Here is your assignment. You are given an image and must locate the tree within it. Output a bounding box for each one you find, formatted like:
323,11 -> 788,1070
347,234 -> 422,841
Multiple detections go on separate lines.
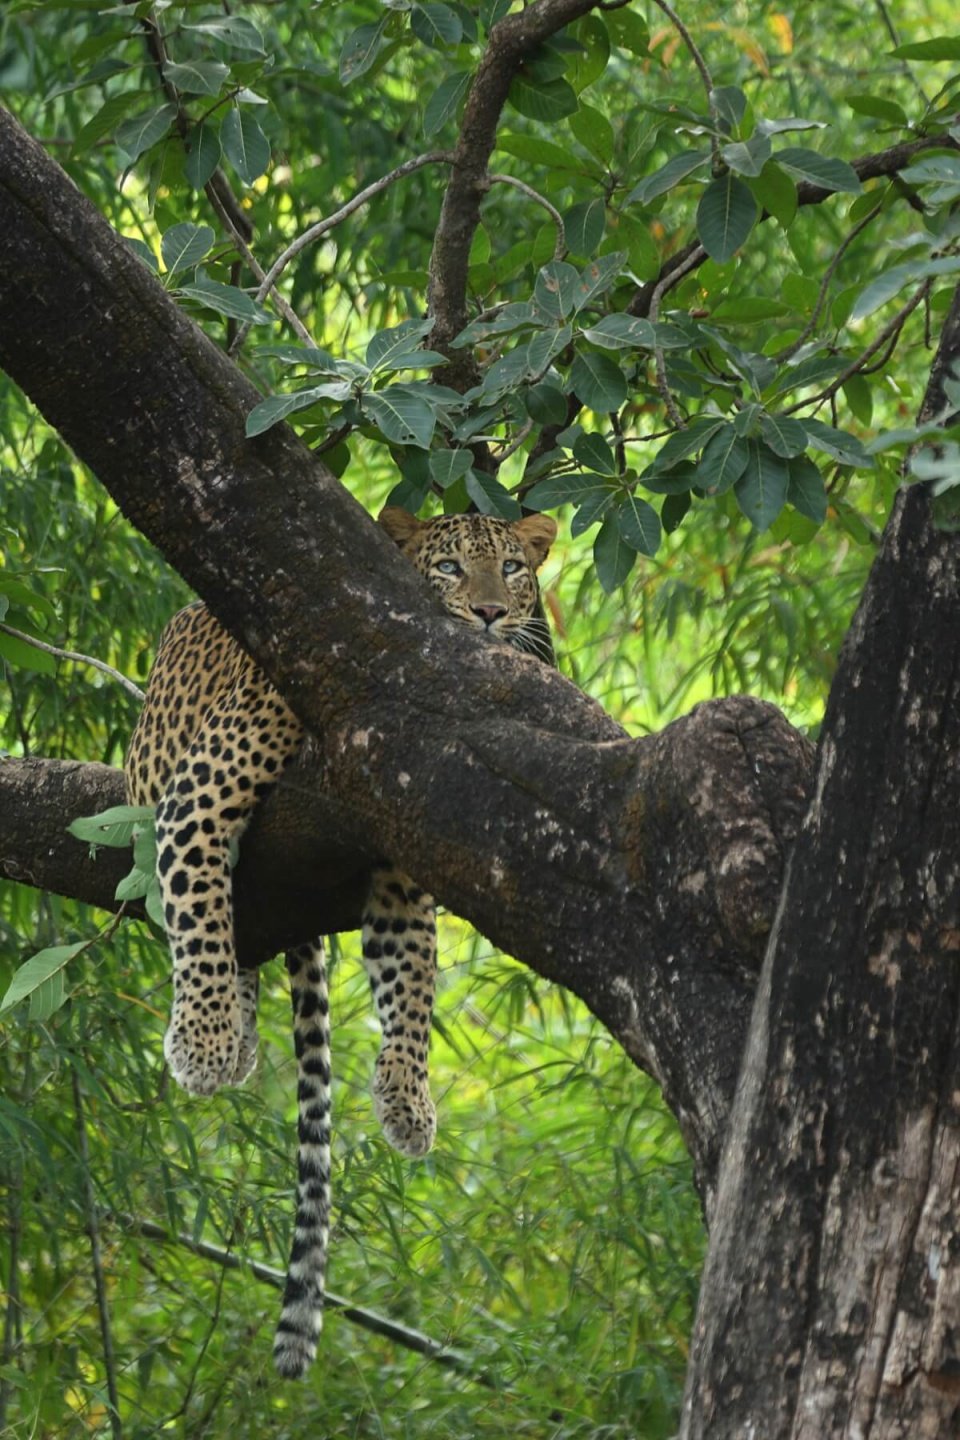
1,1 -> 959,1434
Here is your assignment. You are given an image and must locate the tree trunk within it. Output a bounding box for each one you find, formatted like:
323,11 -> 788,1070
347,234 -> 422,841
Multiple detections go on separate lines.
681,292 -> 960,1435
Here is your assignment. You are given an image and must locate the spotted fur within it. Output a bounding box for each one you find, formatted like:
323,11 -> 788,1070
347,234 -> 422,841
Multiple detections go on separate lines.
124,507 -> 556,1378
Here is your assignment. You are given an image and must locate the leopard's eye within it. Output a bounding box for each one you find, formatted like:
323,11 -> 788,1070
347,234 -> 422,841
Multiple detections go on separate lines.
436,559 -> 462,576
502,558 -> 523,576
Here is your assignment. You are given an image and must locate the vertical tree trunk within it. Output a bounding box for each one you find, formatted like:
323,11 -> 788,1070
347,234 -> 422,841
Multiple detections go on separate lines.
681,291 -> 960,1436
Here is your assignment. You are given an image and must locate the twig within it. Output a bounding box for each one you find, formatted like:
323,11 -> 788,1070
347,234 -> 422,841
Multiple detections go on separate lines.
783,279 -> 932,416
106,1212 -> 503,1389
492,418 -> 535,464
73,1072 -> 123,1440
488,174 -> 565,258
203,184 -> 313,347
230,152 -> 454,354
771,203 -> 883,364
0,622 -> 145,701
649,244 -> 706,429
648,0 -> 720,164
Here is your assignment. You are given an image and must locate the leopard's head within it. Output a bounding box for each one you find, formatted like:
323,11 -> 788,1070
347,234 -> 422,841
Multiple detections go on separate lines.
379,507 -> 557,664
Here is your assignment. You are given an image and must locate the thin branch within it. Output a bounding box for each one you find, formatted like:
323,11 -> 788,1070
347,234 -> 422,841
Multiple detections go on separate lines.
107,1212 -> 502,1388
230,152 -> 454,353
493,417 -> 535,464
488,173 -> 565,258
783,280 -> 932,416
0,623 -> 145,701
73,1072 -> 123,1440
203,183 -> 313,347
648,0 -> 720,164
771,203 -> 883,364
649,244 -> 706,429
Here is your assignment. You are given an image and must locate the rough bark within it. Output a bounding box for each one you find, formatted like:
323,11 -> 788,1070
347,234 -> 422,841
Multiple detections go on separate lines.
0,106 -> 819,1202
681,291 -> 960,1435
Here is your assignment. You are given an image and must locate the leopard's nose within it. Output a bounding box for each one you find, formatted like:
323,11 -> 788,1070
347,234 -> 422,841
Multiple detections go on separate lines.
472,603 -> 508,626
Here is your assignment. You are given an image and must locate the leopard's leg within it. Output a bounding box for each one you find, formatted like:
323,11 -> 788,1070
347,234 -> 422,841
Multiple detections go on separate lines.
231,966 -> 260,1085
157,669 -> 302,1096
361,865 -> 437,1157
274,940 -> 331,1380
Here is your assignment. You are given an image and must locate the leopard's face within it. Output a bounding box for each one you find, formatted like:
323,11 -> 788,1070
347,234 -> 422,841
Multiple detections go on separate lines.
379,508 -> 557,661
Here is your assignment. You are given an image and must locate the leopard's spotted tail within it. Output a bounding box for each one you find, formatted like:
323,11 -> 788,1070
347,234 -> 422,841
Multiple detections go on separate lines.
273,940 -> 331,1380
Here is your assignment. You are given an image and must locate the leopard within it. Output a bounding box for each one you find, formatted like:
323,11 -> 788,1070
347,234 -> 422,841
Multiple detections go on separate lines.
123,505 -> 557,1380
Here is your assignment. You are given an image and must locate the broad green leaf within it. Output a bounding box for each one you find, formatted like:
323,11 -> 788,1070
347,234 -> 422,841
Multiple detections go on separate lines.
184,123 -> 221,190
662,491 -> 691,533
179,276 -> 273,324
656,417 -> 724,469
572,252 -> 625,312
68,805 -> 156,848
245,383 -> 351,436
423,70 -> 472,137
750,161 -> 797,228
366,318 -> 434,371
605,6 -> 649,55
787,454 -> 828,523
711,85 -> 748,132
734,441 -> 790,530
581,314 -> 656,350
115,103 -> 176,162
568,14 -> 610,92
162,60 -> 229,96
564,199 -> 606,257
626,150 -> 710,206
340,21 -> 386,84
0,629 -> 56,675
594,515 -> 636,591
133,825 -> 157,875
161,223 -> 215,276
29,968 -> 67,1023
804,418 -> 873,467
721,135 -> 772,177
496,132 -> 598,175
184,16 -> 266,52
572,489 -> 617,535
754,116 -> 827,137
640,461 -> 701,495
429,449 -> 473,488
524,472 -> 615,510
851,256 -> 960,321
758,413 -> 808,458
569,103 -> 614,165
608,212 -> 659,280
411,3 -> 462,47
569,352 -> 627,412
844,92 -> 908,125
465,471 -> 522,518
774,147 -> 861,194
115,867 -> 150,903
574,432 -> 617,475
843,374 -> 873,427
535,262 -> 580,320
893,37 -> 960,61
617,494 -> 661,555
362,389 -> 437,448
697,425 -> 749,495
452,302 -> 539,347
697,174 -> 758,262
0,577 -> 56,622
145,877 -> 165,930
508,74 -> 578,123
1,943 -> 87,1015
221,108 -> 270,184
525,382 -> 568,425
73,91 -> 146,153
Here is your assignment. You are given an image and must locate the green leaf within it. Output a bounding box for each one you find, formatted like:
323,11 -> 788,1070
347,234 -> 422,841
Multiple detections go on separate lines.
162,59 -> 229,96
115,867 -> 150,903
617,494 -> 661,555
852,255 -> 960,322
145,877 -> 165,930
366,319 -> 434,371
711,85 -> 747,132
568,14 -> 610,92
496,132 -> 598,176
787,454 -> 828,523
696,174 -> 758,262
0,576 -> 56,622
465,471 -> 522,518
68,805 -> 156,848
572,252 -> 625,312
0,629 -> 56,676
697,425 -> 749,495
750,161 -> 797,228
423,70 -> 472,137
184,123 -> 222,190
221,108 -> 270,184
73,91 -> 146,153
569,103 -> 614,165
892,37 -> 960,61
161,223 -> 215,276
524,472 -> 615,510
758,413 -> 808,459
115,103 -> 176,162
525,382 -> 568,425
508,74 -> 578,123
844,92 -> 908,125
593,515 -> 636,591
572,489 -> 616,535
429,449 -> 473,488
362,389 -> 437,448
340,21 -> 386,84
184,16 -> 266,52
411,3 -> 462,47
1,943 -> 87,1016
804,419 -> 873,468
564,199 -> 606,257
774,147 -> 861,194
29,968 -> 67,1023
661,491 -> 691,533
573,432 -> 617,475
569,352 -> 627,412
245,383 -> 351,436
843,374 -> 873,427
656,417 -> 724,469
580,313 -> 656,350
721,135 -> 772,177
605,7 -> 649,55
734,441 -> 790,530
179,275 -> 273,324
626,150 -> 710,206
535,262 -> 580,320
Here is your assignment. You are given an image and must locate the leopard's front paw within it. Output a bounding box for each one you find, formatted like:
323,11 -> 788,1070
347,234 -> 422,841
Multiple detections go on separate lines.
373,1060 -> 437,1158
228,1023 -> 259,1086
164,1011 -> 242,1097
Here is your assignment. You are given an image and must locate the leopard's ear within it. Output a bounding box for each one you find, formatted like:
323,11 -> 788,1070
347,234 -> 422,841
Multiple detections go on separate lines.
379,506 -> 426,549
513,513 -> 557,569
